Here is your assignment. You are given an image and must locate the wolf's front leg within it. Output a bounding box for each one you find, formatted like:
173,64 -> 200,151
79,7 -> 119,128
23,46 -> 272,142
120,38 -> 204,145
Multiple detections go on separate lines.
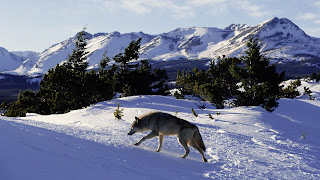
156,134 -> 164,152
134,131 -> 159,146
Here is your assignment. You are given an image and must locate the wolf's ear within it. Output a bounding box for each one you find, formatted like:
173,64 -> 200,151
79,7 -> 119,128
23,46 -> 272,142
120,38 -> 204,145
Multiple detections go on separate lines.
135,117 -> 139,121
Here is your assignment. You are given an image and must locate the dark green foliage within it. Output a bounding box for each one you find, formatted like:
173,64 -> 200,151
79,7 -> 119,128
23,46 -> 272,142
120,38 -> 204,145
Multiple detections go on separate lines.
175,68 -> 211,99
153,67 -> 169,95
2,90 -> 38,117
114,38 -> 141,69
233,37 -> 284,112
200,56 -> 241,108
38,64 -> 78,114
114,103 -> 124,120
0,100 -> 8,115
175,56 -> 240,108
282,79 -> 301,98
65,29 -> 89,73
199,82 -> 225,109
112,39 -> 168,96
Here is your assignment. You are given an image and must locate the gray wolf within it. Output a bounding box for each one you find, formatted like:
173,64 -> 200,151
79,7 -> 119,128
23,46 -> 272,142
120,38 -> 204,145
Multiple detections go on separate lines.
127,111 -> 207,162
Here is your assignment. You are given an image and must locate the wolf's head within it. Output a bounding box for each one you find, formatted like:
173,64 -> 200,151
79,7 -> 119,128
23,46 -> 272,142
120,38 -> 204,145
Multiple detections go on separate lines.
127,117 -> 141,135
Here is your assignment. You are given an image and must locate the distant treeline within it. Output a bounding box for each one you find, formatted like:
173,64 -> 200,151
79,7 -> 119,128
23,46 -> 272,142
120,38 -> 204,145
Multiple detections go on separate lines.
0,74 -> 39,103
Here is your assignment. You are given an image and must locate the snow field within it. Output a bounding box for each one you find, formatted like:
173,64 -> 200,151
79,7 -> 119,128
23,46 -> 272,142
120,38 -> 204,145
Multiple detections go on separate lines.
1,94 -> 320,179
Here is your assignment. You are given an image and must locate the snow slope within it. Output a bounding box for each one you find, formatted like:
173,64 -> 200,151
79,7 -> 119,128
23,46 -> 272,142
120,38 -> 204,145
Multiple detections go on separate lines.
1,92 -> 320,179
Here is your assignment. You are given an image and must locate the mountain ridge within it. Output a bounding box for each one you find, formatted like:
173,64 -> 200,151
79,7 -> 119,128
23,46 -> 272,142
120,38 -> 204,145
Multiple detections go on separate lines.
1,17 -> 320,76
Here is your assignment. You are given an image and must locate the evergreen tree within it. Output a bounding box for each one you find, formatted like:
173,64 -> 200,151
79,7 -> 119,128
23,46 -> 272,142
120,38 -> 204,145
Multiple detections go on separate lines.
113,38 -> 142,94
97,50 -> 116,102
200,56 -> 241,108
112,38 -> 168,96
38,64 -> 78,114
234,36 -> 284,112
0,100 -> 8,115
113,38 -> 141,70
65,28 -> 89,73
175,68 -> 210,99
282,79 -> 301,98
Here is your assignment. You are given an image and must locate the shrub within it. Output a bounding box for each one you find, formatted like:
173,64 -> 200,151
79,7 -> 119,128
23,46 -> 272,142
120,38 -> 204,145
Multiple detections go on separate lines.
282,79 -> 301,99
114,103 -> 124,120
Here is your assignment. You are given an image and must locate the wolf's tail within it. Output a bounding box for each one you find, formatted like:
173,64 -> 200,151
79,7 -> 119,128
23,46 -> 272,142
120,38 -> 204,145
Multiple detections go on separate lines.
194,128 -> 206,152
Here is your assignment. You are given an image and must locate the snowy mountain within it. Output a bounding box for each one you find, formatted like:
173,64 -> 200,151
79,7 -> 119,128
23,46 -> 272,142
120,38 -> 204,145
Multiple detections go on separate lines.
12,31 -> 155,76
1,81 -> 320,179
0,47 -> 23,72
204,17 -> 320,61
11,51 -> 40,61
2,17 -> 320,76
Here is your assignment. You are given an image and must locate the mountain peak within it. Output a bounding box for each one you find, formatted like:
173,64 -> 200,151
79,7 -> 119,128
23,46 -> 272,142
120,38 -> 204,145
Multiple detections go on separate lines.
224,24 -> 249,31
264,17 -> 297,28
257,17 -> 308,40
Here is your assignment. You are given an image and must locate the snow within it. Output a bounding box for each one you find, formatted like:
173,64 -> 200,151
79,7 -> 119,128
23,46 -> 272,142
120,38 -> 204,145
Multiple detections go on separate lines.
1,83 -> 320,179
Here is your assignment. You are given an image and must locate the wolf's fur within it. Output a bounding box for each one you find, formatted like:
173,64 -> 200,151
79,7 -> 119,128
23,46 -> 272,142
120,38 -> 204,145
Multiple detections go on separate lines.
127,111 -> 207,162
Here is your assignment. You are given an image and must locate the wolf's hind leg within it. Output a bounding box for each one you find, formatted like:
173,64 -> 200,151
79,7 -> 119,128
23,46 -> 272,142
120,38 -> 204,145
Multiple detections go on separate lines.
178,136 -> 190,158
190,141 -> 208,162
156,134 -> 164,152
134,131 -> 158,146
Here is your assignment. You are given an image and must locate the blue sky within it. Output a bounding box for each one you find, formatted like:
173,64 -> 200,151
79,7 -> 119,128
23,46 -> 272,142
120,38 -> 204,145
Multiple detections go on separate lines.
1,0 -> 320,52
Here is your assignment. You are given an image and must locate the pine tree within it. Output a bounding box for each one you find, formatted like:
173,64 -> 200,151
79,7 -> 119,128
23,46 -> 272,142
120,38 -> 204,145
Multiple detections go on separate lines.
38,28 -> 94,114
65,28 -> 89,73
112,38 -> 168,96
235,36 -> 284,112
97,50 -> 115,102
114,103 -> 124,120
200,56 -> 241,108
113,38 -> 141,70
113,38 -> 142,94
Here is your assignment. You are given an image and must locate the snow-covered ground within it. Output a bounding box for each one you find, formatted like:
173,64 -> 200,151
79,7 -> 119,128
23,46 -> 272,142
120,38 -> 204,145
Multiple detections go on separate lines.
1,83 -> 320,179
